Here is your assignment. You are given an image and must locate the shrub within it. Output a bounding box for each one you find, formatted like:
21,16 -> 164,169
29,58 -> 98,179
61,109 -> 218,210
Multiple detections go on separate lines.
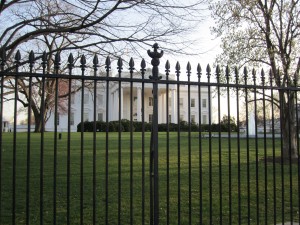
77,120 -> 236,132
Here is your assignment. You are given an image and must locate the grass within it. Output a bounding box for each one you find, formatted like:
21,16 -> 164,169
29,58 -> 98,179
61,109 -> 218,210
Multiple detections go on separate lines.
0,131 -> 299,224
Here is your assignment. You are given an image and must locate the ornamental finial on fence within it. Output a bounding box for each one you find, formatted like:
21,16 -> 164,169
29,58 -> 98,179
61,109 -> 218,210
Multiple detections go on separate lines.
148,43 -> 163,80
197,63 -> 201,80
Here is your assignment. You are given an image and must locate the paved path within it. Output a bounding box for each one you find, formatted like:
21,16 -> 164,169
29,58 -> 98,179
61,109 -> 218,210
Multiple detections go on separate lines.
276,223 -> 299,225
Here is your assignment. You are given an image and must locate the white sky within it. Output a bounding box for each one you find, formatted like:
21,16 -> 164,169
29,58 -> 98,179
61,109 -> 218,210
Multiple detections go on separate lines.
165,17 -> 222,76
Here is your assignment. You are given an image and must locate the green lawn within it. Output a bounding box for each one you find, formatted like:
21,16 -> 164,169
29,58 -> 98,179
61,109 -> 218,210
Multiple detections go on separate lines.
0,132 -> 299,224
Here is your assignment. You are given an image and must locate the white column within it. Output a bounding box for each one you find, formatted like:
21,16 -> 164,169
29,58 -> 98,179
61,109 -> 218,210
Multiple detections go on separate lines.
114,90 -> 118,120
248,110 -> 256,135
108,92 -> 112,121
137,87 -> 142,121
158,93 -> 166,123
120,87 -> 124,119
171,89 -> 176,123
110,92 -> 114,121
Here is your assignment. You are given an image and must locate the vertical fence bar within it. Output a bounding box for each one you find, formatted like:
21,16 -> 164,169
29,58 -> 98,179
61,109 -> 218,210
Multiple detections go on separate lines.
261,69 -> 268,225
216,65 -> 223,225
225,66 -> 232,224
40,51 -> 46,225
53,52 -> 60,225
279,72 -> 285,224
80,55 -> 86,225
187,62 -> 192,225
252,69 -> 260,224
129,57 -> 134,225
12,51 -> 20,225
93,54 -> 99,225
26,51 -> 34,225
287,79 -> 293,224
269,70 -> 277,225
117,57 -> 123,225
67,53 -> 74,225
206,64 -> 213,225
165,60 -> 170,225
105,56 -> 111,225
175,61 -> 181,225
0,50 -> 5,225
244,67 -> 251,225
141,59 -> 146,225
295,70 -> 300,225
296,73 -> 300,225
197,64 -> 203,225
235,67 -> 241,225
148,43 -> 163,225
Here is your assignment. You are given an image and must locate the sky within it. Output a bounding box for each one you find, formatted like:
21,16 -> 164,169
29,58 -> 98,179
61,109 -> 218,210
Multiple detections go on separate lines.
168,16 -> 222,81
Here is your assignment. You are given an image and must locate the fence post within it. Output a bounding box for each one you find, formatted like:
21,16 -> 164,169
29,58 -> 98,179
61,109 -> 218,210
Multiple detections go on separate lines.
148,43 -> 163,225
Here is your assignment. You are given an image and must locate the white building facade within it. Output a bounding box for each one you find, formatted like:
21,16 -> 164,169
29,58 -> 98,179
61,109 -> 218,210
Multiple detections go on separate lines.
46,71 -> 210,132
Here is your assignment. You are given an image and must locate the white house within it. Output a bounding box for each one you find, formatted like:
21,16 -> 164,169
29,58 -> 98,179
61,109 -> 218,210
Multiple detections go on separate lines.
46,70 -> 210,132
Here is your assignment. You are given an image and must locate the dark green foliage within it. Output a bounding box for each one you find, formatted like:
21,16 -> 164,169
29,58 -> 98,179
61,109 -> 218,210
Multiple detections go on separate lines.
77,120 -> 237,132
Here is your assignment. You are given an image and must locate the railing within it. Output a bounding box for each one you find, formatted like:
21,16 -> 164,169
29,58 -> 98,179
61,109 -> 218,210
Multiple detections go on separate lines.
0,44 -> 299,225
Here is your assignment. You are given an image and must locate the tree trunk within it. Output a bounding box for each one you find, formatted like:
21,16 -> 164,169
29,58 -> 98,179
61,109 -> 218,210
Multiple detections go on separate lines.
280,91 -> 298,160
32,106 -> 48,133
34,115 -> 43,133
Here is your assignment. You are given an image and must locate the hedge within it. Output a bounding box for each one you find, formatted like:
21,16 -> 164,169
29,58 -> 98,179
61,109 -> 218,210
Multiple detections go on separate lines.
77,120 -> 237,132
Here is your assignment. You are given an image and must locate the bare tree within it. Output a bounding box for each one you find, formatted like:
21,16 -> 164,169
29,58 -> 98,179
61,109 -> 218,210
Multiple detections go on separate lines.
0,0 -> 208,132
0,0 -> 207,58
210,0 -> 300,159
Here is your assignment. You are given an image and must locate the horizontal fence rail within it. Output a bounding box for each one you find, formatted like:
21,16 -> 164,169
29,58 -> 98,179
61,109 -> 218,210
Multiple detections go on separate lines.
0,44 -> 300,225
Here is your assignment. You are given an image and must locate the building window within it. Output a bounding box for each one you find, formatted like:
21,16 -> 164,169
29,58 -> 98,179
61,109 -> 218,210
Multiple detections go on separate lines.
98,113 -> 103,121
84,112 -> 89,122
70,113 -> 74,125
168,115 -> 171,123
149,114 -> 153,123
202,99 -> 207,108
191,99 -> 195,107
180,98 -> 183,107
149,97 -> 153,106
97,94 -> 103,106
84,93 -> 89,104
191,114 -> 195,123
202,115 -> 207,124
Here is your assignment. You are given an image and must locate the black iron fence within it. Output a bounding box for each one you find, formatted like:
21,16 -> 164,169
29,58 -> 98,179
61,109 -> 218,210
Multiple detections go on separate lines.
0,44 -> 300,225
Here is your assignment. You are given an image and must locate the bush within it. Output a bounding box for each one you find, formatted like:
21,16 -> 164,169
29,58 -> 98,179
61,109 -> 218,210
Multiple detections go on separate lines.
77,120 -> 237,132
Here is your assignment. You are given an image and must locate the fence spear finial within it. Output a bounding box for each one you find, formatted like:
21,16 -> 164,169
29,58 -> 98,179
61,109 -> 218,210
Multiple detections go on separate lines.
141,58 -> 146,70
29,51 -> 35,64
117,57 -> 123,72
252,68 -> 256,84
165,60 -> 170,72
15,50 -> 21,62
55,52 -> 61,70
93,54 -> 99,67
261,68 -> 265,85
235,66 -> 239,83
141,58 -> 146,78
129,57 -> 134,74
206,64 -> 211,81
197,63 -> 201,80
